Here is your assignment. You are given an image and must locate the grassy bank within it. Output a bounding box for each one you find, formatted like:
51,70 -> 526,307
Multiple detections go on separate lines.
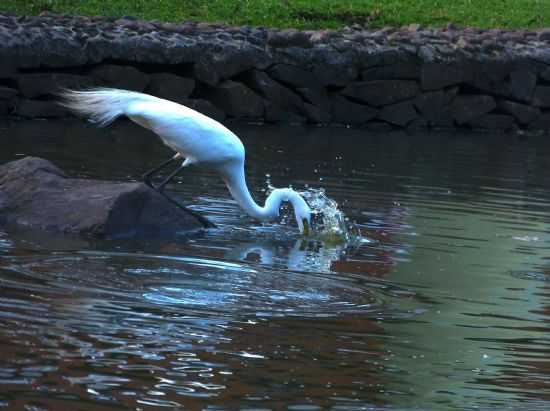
2,0 -> 549,30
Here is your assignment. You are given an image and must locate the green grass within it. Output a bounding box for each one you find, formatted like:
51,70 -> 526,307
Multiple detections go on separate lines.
2,0 -> 550,29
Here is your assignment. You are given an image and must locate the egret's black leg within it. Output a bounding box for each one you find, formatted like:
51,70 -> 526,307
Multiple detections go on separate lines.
156,190 -> 217,228
151,164 -> 217,229
156,164 -> 186,193
142,154 -> 180,188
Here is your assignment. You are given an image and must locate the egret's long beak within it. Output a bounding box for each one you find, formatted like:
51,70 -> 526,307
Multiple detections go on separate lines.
302,218 -> 310,236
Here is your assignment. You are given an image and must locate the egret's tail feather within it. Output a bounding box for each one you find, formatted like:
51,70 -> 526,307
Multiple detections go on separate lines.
59,88 -> 156,127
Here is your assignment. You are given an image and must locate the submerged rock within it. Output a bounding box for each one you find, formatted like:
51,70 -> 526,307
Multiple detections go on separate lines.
0,157 -> 207,237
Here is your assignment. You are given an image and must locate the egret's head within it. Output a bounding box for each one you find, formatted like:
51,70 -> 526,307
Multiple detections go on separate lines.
292,194 -> 312,236
268,188 -> 312,235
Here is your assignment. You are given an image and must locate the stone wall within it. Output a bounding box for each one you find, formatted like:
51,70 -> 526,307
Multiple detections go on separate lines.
1,12 -> 550,132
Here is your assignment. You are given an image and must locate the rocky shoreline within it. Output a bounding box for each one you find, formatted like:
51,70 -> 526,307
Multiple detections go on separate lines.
1,12 -> 550,132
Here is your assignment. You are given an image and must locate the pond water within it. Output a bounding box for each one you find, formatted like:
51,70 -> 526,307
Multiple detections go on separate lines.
1,119 -> 550,410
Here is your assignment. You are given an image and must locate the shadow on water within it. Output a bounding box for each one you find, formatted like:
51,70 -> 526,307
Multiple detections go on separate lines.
2,119 -> 550,409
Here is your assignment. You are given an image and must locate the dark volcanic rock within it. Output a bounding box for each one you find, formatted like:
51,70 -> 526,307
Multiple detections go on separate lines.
267,29 -> 312,48
312,53 -> 358,87
529,112 -> 550,130
499,100 -> 541,125
540,67 -> 550,83
0,86 -> 17,100
414,88 -> 457,127
295,87 -> 331,112
465,60 -> 513,96
264,101 -> 307,124
181,98 -> 226,121
361,61 -> 420,81
294,86 -> 331,122
342,80 -> 419,107
193,46 -> 271,86
451,95 -> 496,124
204,80 -> 264,118
0,157 -> 205,237
533,86 -> 550,108
242,69 -> 305,115
16,73 -> 93,98
421,63 -> 466,90
89,65 -> 149,91
508,69 -> 536,103
378,100 -> 418,126
330,94 -> 378,125
268,64 -> 320,88
0,58 -> 16,78
146,73 -> 195,103
15,99 -> 68,118
302,102 -> 331,124
0,86 -> 17,114
470,114 -> 516,130
0,100 -> 12,114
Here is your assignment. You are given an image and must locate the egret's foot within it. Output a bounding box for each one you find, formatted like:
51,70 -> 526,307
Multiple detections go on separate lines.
182,206 -> 217,229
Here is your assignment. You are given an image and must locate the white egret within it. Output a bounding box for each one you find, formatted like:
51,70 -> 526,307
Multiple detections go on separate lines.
60,88 -> 311,234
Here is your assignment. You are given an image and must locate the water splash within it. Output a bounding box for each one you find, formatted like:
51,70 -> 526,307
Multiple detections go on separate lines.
299,187 -> 361,243
265,177 -> 362,243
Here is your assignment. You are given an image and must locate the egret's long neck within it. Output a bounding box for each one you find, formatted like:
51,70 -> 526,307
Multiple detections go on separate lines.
221,164 -> 300,221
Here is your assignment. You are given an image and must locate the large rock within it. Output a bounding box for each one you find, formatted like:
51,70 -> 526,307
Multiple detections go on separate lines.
15,99 -> 68,118
181,98 -> 226,121
469,114 -> 516,130
267,64 -> 320,88
0,157 -> 206,237
465,61 -> 513,96
508,69 -> 537,103
274,81 -> 331,121
540,67 -> 550,83
242,69 -> 305,116
302,102 -> 331,124
414,88 -> 457,127
533,86 -> 550,108
146,73 -> 195,103
0,100 -> 12,115
498,100 -> 541,125
378,100 -> 418,126
0,86 -> 18,100
341,80 -> 419,106
193,46 -> 271,86
89,64 -> 149,92
0,58 -> 16,79
264,101 -> 307,124
311,52 -> 358,87
529,112 -> 550,130
16,73 -> 93,98
421,62 -> 467,90
361,60 -> 420,81
267,29 -> 312,48
295,87 -> 331,112
203,80 -> 264,118
0,86 -> 17,114
330,94 -> 378,125
451,95 -> 496,124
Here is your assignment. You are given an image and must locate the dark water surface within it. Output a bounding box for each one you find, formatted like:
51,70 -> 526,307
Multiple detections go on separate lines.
1,120 -> 550,410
